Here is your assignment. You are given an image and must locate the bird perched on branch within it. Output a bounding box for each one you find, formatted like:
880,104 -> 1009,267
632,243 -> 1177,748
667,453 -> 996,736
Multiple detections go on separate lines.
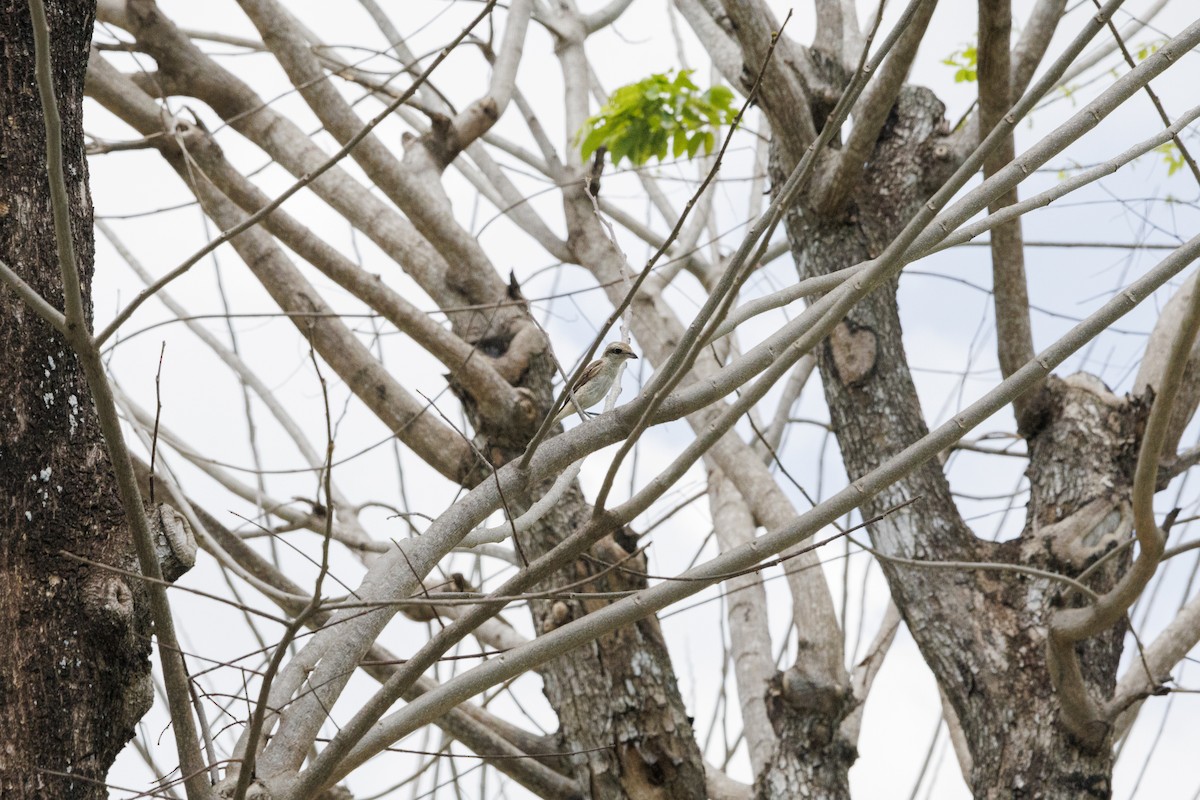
552,341 -> 638,425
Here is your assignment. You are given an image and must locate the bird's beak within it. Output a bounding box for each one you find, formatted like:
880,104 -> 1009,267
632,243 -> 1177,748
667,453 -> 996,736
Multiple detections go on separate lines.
629,353 -> 638,359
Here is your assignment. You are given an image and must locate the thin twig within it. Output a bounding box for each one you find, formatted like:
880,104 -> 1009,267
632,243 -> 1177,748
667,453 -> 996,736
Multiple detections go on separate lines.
149,341 -> 166,505
1091,0 -> 1200,186
231,346 -> 338,800
0,257 -> 68,335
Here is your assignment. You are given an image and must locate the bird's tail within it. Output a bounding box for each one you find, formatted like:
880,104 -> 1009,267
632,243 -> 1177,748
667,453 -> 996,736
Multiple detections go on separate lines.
551,402 -> 574,426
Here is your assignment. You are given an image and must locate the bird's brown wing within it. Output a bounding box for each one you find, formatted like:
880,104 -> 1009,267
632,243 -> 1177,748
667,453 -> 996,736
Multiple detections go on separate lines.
554,357 -> 604,413
571,358 -> 605,392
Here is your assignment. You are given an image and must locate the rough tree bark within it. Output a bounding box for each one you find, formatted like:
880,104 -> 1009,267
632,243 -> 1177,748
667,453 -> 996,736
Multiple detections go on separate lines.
0,1 -> 155,797
449,285 -> 704,798
777,74 -> 1137,800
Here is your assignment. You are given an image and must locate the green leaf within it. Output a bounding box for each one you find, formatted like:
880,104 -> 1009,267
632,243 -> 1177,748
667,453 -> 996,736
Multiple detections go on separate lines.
580,126 -> 609,160
609,134 -> 632,166
1135,39 -> 1165,61
574,68 -> 739,166
942,41 -> 979,84
673,69 -> 699,91
654,130 -> 669,161
673,130 -> 689,158
706,85 -> 734,109
1155,142 -> 1184,176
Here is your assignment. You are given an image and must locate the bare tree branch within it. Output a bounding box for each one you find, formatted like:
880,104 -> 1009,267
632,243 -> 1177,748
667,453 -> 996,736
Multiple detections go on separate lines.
330,231 -> 1200,773
1049,256 -> 1200,744
1109,585 -> 1200,738
68,2 -> 1200,795
839,600 -> 900,742
707,469 -> 776,774
715,0 -> 815,167
582,0 -> 636,33
1136,271 -> 1200,459
156,462 -> 581,798
1058,0 -> 1171,86
815,0 -> 937,212
1011,0 -> 1068,95
927,102 -> 1200,256
977,0 -> 1037,427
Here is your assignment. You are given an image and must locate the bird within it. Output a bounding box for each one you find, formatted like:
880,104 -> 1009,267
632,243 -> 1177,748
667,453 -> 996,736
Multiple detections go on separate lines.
552,341 -> 638,426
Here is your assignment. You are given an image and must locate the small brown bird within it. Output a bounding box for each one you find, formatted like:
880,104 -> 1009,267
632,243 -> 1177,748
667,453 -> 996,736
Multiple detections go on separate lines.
552,341 -> 638,425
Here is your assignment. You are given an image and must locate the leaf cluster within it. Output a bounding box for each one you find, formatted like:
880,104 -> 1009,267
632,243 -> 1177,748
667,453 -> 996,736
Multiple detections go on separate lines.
941,43 -> 978,83
578,69 -> 737,167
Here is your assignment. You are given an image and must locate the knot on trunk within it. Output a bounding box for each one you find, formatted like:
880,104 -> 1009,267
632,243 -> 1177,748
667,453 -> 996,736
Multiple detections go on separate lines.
449,322 -> 551,461
149,502 -> 196,582
82,572 -> 135,625
766,666 -> 853,745
828,319 -> 877,387
415,97 -> 500,172
1022,497 -> 1130,573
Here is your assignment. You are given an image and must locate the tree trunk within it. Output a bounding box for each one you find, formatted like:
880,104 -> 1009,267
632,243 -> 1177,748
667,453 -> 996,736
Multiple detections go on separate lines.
461,335 -> 707,799
755,667 -> 855,799
780,84 -> 1131,796
0,1 -> 154,797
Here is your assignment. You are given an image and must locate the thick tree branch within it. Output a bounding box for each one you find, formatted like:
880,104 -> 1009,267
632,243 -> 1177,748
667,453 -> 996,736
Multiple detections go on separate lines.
233,0 -> 509,314
815,0 -> 937,212
108,122 -> 478,481
73,4 -> 1200,793
811,0 -> 867,73
716,0 -> 815,167
142,220 -> 1200,800
582,0 -> 635,33
104,0 -> 477,313
86,57 -> 525,432
1136,271 -> 1200,459
672,0 -> 746,88
686,4 -> 1192,480
839,601 -> 900,743
329,231 -> 1200,770
1049,260 -> 1200,744
1011,0 -> 1068,96
706,469 -> 777,775
977,0 -> 1037,428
